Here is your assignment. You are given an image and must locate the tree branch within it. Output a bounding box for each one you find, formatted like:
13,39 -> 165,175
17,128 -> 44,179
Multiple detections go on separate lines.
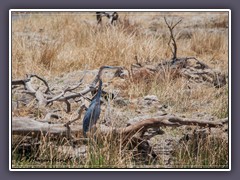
12,115 -> 228,139
164,17 -> 182,60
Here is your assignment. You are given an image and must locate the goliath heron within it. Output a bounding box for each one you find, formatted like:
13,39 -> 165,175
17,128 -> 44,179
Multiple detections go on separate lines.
82,66 -> 123,137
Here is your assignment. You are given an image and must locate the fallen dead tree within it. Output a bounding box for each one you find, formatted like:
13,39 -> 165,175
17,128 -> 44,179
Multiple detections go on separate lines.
130,17 -> 227,88
12,114 -> 228,161
12,115 -> 228,139
12,66 -> 124,113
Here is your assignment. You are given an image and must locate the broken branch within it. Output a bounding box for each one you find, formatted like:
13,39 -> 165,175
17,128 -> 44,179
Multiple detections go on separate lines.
164,17 -> 182,60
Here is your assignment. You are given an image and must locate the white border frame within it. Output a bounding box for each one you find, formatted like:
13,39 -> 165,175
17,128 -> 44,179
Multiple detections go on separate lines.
9,9 -> 231,171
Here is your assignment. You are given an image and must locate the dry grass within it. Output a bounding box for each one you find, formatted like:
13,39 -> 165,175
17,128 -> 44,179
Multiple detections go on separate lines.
12,131 -> 158,168
12,12 -> 228,77
173,134 -> 228,168
11,11 -> 229,169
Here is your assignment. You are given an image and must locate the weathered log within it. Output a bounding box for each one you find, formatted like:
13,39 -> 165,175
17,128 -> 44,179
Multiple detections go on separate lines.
12,117 -> 82,137
12,115 -> 228,139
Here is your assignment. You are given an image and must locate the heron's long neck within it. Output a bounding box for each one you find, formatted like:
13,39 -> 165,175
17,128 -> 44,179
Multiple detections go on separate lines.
96,80 -> 102,101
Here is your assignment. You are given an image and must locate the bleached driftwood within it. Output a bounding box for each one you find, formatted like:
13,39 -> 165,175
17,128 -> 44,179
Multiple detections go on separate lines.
12,115 -> 228,139
12,66 -> 124,112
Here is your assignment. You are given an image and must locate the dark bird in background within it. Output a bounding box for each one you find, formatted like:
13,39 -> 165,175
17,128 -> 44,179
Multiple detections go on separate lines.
82,66 -> 123,137
96,12 -> 119,25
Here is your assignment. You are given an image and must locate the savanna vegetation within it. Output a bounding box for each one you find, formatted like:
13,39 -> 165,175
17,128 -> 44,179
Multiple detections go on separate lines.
11,11 -> 229,169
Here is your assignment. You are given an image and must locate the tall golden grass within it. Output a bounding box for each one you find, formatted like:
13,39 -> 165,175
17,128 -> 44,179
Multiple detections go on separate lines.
12,12 -> 228,74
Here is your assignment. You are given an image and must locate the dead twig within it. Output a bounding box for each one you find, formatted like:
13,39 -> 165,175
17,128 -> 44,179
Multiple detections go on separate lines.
64,105 -> 87,127
164,17 -> 182,60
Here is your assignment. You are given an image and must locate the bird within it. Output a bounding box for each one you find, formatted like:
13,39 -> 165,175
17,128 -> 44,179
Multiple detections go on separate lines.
96,12 -> 119,25
83,79 -> 103,137
82,66 -> 124,137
